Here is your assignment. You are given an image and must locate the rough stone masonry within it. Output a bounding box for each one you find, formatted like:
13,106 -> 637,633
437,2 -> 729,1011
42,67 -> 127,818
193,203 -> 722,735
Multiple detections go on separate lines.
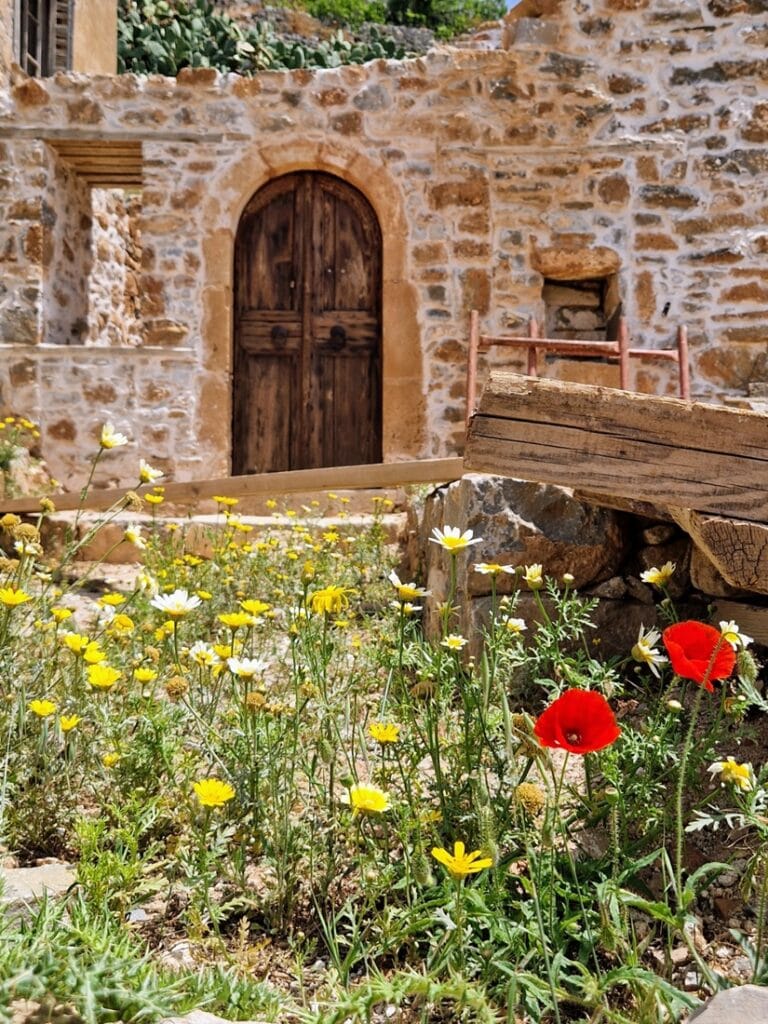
0,0 -> 766,489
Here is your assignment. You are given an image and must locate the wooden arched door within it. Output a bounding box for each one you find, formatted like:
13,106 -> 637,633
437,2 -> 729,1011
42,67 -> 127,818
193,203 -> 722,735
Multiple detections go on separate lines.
232,172 -> 382,475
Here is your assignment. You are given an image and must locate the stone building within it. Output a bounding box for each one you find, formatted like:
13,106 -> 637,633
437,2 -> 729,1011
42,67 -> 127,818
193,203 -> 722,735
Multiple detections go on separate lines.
0,0 -> 766,489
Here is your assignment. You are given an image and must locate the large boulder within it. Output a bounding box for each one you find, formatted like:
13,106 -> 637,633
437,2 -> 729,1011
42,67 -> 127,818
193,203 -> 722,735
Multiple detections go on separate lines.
419,474 -> 627,641
688,985 -> 768,1023
422,473 -> 626,586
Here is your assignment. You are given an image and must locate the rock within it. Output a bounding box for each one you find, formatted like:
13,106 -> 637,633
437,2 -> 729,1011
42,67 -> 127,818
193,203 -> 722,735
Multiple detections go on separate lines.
584,597 -> 657,659
636,537 -> 691,598
586,575 -> 627,599
1,447 -> 55,501
728,958 -> 753,981
1,861 -> 76,918
424,474 -> 626,594
511,17 -> 561,46
642,524 -> 677,545
689,985 -> 768,1022
671,945 -> 692,966
421,475 -> 627,641
158,940 -> 197,972
462,593 -> 652,660
624,576 -> 656,605
11,999 -> 84,1024
683,970 -> 701,991
161,1012 -> 270,1024
530,244 -> 620,280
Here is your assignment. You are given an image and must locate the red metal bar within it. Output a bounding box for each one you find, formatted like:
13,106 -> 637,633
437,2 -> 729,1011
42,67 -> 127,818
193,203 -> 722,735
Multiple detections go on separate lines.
466,309 -> 480,426
527,317 -> 539,377
480,337 -> 621,357
618,316 -> 630,391
677,324 -> 691,400
628,349 -> 680,361
468,312 -> 690,401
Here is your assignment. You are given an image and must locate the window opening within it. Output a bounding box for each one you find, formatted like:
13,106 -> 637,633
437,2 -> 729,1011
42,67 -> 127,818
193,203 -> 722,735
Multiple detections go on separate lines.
542,274 -> 622,349
15,0 -> 72,77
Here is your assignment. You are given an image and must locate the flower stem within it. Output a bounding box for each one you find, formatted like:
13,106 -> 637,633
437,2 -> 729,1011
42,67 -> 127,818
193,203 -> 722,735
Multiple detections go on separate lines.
754,853 -> 768,981
675,685 -> 704,908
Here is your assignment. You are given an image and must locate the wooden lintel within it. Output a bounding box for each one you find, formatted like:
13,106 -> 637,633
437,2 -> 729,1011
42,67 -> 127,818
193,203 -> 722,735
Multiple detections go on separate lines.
466,373 -> 768,524
0,458 -> 465,515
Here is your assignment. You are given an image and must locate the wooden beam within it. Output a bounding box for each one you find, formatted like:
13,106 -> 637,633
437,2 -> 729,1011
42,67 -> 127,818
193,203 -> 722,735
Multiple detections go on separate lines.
466,373 -> 768,523
712,599 -> 768,647
669,506 -> 768,596
574,490 -> 674,521
0,458 -> 465,515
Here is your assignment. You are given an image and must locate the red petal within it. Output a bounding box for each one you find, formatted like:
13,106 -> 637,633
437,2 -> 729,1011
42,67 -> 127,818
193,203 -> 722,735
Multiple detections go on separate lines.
534,689 -> 621,755
663,621 -> 735,689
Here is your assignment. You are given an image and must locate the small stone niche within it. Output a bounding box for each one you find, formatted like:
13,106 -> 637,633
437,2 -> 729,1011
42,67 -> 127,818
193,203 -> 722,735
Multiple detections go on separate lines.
542,273 -> 622,343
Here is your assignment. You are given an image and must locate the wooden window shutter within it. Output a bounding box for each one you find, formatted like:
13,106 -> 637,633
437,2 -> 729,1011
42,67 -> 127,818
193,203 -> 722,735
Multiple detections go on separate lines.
52,0 -> 72,72
15,0 -> 72,77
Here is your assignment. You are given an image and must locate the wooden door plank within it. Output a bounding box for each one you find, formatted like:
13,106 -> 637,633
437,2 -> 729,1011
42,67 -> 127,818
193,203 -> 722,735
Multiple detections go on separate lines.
0,458 -> 465,515
308,173 -> 382,470
466,373 -> 768,523
234,174 -> 304,475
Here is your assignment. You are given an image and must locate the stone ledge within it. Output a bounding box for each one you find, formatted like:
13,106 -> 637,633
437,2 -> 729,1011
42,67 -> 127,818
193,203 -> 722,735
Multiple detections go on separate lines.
0,345 -> 195,359
42,510 -> 410,562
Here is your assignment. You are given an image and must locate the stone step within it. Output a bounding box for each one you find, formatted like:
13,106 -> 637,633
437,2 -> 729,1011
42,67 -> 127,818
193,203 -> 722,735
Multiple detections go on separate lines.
1,861 -> 76,921
41,509 -> 410,564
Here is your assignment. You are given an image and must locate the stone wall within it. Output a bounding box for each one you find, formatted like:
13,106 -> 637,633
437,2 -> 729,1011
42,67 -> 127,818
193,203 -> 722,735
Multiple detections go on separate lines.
0,0 -> 766,489
88,190 -> 143,348
42,147 -> 92,345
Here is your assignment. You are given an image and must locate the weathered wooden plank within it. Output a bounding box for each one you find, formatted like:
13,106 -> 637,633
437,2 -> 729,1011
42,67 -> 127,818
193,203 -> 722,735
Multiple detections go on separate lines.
574,491 -> 674,521
0,458 -> 465,515
712,599 -> 768,646
466,374 -> 768,523
669,507 -> 768,595
475,373 -> 768,458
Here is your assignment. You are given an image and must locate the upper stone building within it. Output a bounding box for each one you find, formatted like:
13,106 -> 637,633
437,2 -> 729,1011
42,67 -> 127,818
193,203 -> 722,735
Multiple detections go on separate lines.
0,0 -> 766,489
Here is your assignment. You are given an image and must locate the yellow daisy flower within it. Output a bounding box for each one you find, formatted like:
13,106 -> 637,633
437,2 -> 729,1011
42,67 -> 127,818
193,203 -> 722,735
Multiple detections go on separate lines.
87,664 -> 121,690
369,722 -> 400,744
431,841 -> 493,880
193,778 -> 236,807
28,699 -> 56,717
347,783 -> 390,816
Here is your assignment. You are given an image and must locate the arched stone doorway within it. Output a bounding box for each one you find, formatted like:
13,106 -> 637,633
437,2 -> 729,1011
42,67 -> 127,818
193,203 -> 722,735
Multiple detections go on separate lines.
232,171 -> 382,475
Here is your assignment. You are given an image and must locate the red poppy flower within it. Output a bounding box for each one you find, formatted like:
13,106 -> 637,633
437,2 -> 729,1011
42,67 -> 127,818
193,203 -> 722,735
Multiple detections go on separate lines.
533,689 -> 621,755
662,621 -> 735,692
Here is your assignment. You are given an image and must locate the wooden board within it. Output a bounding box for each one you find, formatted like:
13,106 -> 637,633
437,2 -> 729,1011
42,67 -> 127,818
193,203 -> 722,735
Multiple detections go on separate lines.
466,374 -> 768,524
0,458 -> 464,515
